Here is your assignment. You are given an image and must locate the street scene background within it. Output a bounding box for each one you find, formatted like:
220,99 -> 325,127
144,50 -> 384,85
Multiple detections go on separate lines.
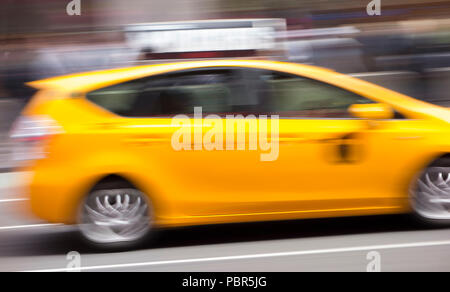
1,0 -> 450,271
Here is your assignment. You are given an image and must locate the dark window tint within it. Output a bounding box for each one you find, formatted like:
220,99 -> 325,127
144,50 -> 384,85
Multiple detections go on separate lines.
86,68 -> 375,119
86,69 -> 245,117
86,79 -> 143,116
252,70 -> 374,118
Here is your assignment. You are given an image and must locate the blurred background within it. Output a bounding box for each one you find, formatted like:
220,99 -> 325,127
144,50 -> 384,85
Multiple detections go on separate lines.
1,0 -> 450,272
1,0 -> 450,167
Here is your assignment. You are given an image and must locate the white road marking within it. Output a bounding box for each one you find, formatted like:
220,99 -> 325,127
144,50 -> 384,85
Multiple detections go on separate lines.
0,223 -> 61,231
0,198 -> 28,203
25,239 -> 450,272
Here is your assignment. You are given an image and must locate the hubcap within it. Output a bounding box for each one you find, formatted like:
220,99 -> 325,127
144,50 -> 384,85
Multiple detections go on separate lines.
79,189 -> 151,244
412,167 -> 450,220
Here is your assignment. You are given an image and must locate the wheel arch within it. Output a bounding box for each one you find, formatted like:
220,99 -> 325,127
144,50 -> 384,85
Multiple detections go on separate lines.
409,152 -> 450,224
404,152 -> 450,204
427,153 -> 450,166
72,172 -> 166,225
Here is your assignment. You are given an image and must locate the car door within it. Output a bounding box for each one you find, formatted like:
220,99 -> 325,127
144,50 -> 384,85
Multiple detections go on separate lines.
87,68 -> 281,217
234,68 -> 418,216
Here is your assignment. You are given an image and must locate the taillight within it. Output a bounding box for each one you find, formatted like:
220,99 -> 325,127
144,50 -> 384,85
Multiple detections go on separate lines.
9,115 -> 63,162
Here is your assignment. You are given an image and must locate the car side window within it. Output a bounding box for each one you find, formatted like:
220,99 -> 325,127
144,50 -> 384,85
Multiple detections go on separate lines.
87,69 -> 244,117
86,79 -> 144,116
252,70 -> 374,118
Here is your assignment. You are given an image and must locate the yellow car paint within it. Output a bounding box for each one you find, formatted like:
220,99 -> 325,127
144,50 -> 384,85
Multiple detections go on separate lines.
19,60 -> 450,227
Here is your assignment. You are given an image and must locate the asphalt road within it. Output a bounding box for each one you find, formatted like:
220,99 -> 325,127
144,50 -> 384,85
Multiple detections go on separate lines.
0,172 -> 450,272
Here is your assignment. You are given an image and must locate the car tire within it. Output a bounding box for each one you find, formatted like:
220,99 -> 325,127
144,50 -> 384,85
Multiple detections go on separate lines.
78,184 -> 154,250
411,157 -> 450,225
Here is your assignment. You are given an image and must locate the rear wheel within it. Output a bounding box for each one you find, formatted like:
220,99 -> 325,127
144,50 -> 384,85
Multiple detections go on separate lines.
411,158 -> 450,225
78,187 -> 152,249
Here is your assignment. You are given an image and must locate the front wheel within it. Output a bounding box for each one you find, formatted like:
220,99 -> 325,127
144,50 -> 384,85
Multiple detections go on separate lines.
411,159 -> 450,225
78,188 -> 152,249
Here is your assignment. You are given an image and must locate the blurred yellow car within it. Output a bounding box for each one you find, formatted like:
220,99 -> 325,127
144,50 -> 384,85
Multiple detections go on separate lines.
11,60 -> 450,248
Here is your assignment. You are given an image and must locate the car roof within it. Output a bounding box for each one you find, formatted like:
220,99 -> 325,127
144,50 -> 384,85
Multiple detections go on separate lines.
27,59 -> 334,92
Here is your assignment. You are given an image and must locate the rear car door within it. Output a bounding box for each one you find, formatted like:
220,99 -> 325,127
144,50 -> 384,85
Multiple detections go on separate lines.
86,68 -> 279,218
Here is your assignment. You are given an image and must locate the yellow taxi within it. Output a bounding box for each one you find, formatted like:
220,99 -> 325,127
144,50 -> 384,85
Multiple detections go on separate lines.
11,60 -> 450,248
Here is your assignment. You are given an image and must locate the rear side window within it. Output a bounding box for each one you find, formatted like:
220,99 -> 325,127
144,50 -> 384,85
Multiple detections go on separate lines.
86,80 -> 143,116
86,69 -> 242,117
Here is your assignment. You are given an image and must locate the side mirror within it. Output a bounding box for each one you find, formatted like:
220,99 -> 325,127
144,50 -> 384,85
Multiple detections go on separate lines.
348,103 -> 394,120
